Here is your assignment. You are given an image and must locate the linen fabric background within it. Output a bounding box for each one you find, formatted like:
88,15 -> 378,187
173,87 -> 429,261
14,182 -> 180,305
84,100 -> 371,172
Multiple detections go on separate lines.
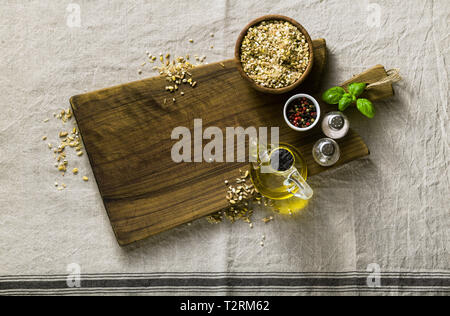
0,0 -> 448,295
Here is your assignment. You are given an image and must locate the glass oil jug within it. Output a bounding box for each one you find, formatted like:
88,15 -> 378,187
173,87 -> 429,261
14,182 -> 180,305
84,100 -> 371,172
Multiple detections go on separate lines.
249,142 -> 313,200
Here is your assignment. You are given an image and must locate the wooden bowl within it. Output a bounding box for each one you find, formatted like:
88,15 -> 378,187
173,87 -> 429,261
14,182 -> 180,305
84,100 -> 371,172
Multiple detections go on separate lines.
235,15 -> 314,95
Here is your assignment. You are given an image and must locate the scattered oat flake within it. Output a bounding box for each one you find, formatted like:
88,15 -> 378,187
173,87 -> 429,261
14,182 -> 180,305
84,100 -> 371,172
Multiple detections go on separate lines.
208,169 -> 261,225
150,52 -> 201,99
58,165 -> 67,172
57,108 -> 73,123
262,216 -> 274,224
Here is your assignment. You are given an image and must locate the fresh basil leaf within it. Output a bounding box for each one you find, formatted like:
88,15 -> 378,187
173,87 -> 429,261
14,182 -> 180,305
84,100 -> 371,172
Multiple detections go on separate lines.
339,93 -> 354,111
356,98 -> 375,118
322,87 -> 346,105
348,83 -> 366,97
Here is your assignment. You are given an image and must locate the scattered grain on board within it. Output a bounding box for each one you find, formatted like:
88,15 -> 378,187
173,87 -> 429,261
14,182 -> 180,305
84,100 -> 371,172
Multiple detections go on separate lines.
206,169 -> 261,225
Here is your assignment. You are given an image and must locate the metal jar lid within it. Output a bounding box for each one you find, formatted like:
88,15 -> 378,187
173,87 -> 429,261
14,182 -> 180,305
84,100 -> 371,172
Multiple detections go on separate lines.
328,115 -> 345,130
320,141 -> 336,156
321,111 -> 350,140
312,138 -> 340,167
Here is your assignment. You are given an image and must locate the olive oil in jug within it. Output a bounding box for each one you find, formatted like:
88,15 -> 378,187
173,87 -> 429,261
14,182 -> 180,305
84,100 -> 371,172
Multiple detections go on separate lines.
249,143 -> 313,200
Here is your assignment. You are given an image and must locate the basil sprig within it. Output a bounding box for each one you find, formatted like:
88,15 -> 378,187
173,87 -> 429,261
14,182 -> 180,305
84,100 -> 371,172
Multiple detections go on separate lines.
348,83 -> 366,97
322,82 -> 376,118
322,87 -> 346,105
356,98 -> 375,118
338,93 -> 354,111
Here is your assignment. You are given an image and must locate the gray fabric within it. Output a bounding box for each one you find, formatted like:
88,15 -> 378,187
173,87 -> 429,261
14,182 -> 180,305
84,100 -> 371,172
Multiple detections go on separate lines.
0,0 -> 448,295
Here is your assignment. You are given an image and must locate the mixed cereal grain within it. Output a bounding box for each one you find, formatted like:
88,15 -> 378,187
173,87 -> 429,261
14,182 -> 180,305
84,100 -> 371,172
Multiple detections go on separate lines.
240,20 -> 310,89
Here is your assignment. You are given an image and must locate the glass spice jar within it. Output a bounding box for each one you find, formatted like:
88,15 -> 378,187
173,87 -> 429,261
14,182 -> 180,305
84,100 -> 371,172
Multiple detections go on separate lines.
312,138 -> 341,167
321,111 -> 350,139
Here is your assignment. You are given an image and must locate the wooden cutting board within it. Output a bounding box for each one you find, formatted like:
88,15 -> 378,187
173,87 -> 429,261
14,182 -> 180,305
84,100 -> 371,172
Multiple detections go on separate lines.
70,39 -> 394,245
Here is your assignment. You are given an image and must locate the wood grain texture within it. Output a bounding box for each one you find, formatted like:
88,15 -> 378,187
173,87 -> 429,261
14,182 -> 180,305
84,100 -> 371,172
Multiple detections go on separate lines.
70,39 -> 393,246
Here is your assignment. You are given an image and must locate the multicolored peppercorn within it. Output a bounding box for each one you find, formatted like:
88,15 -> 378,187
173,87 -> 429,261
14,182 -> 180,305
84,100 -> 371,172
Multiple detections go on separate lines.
287,97 -> 318,128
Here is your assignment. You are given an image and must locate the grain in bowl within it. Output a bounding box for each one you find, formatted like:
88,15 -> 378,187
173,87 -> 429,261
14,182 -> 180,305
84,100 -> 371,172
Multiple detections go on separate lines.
240,19 -> 311,90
